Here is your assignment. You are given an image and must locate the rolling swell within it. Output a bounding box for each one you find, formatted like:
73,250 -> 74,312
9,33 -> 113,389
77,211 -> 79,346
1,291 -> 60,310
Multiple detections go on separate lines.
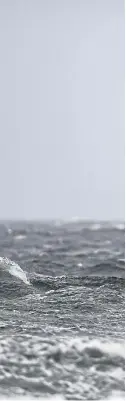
31,274 -> 124,291
30,258 -> 125,290
83,260 -> 125,277
0,259 -> 124,297
0,274 -> 124,301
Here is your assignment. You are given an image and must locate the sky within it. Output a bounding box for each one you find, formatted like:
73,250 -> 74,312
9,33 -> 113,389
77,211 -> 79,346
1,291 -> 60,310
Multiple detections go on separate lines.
0,0 -> 124,220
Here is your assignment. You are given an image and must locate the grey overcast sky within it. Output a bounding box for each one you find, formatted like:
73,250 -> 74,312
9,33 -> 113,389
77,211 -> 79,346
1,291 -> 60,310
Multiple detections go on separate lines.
0,0 -> 124,220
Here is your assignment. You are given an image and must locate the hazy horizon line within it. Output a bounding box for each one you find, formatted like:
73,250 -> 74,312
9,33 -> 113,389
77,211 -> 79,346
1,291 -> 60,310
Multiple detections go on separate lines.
0,217 -> 124,223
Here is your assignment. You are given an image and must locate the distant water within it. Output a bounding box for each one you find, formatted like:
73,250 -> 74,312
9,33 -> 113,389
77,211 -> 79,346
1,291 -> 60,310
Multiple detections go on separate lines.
0,221 -> 125,400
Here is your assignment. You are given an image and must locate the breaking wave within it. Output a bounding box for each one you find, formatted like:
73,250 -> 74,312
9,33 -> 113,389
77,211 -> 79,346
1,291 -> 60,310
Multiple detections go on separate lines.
0,257 -> 30,285
0,257 -> 124,295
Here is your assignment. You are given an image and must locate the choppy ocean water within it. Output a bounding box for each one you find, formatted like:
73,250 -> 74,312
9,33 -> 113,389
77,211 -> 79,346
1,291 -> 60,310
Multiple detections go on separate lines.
0,221 -> 125,400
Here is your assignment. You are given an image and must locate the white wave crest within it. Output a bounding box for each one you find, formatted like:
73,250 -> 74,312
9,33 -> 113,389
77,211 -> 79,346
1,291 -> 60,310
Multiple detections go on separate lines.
0,257 -> 30,285
14,235 -> 26,241
46,337 -> 125,359
90,223 -> 101,230
113,223 -> 125,230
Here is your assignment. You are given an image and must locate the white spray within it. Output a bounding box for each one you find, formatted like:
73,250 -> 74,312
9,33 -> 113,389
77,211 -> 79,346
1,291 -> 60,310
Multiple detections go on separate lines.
0,257 -> 30,285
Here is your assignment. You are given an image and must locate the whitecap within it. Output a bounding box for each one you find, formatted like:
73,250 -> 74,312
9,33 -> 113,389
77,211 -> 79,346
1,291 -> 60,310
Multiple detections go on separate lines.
113,223 -> 125,230
90,223 -> 101,231
0,257 -> 30,285
14,235 -> 26,241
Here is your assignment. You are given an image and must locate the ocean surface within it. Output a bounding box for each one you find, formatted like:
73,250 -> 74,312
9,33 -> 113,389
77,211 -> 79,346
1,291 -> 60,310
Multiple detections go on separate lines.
0,220 -> 125,400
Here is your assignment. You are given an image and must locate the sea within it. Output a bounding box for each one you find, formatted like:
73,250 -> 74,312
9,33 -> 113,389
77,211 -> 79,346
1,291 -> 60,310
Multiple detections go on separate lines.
0,220 -> 125,401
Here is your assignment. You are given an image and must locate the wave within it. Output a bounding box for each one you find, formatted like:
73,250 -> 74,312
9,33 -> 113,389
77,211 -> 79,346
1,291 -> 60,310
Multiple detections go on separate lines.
30,259 -> 125,290
35,336 -> 124,361
0,257 -> 30,285
0,256 -> 124,294
84,261 -> 125,278
0,336 -> 124,399
89,223 -> 125,231
14,235 -> 27,241
53,220 -> 125,231
30,273 -> 124,292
